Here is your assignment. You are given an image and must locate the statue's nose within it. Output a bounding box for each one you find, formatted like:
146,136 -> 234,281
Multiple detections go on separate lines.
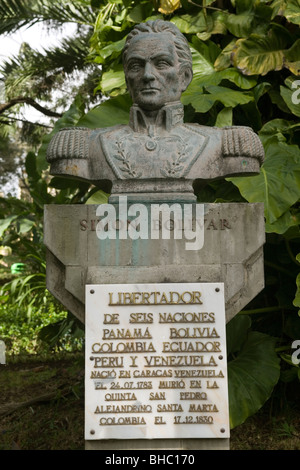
143,62 -> 155,81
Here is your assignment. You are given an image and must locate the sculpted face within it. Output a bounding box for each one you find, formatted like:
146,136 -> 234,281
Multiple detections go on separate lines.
124,32 -> 191,111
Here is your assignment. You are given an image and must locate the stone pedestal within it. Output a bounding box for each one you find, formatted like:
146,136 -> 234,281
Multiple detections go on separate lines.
44,202 -> 265,325
44,202 -> 265,451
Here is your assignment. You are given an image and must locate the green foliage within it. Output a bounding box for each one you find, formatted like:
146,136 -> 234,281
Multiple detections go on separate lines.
76,93 -> 131,128
0,192 -> 70,356
0,291 -> 69,355
228,141 -> 300,233
227,315 -> 280,428
37,312 -> 84,351
0,0 -> 95,35
0,0 -> 102,188
1,0 -> 300,430
0,150 -> 88,356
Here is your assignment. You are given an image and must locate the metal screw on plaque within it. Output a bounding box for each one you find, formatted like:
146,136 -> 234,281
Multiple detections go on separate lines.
90,356 -> 94,361
90,289 -> 95,294
215,287 -> 220,292
90,430 -> 95,435
218,355 -> 223,360
220,428 -> 225,434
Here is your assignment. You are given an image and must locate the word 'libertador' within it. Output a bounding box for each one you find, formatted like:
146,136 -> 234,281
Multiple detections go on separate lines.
108,290 -> 203,306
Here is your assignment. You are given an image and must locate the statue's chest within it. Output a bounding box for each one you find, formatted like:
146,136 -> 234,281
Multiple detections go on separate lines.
100,125 -> 209,179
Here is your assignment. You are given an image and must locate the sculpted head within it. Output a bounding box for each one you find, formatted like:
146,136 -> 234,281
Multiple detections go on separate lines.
123,20 -> 193,111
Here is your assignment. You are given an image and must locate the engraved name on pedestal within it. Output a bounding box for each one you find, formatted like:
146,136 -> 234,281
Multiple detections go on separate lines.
85,283 -> 229,440
44,202 -> 265,325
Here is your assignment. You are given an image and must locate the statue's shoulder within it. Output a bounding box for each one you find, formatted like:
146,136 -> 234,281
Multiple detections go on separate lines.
185,123 -> 264,163
47,127 -> 91,162
221,125 -> 264,162
46,124 -> 129,163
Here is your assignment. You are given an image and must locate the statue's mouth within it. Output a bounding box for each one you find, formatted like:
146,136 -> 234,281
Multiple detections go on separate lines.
141,88 -> 160,93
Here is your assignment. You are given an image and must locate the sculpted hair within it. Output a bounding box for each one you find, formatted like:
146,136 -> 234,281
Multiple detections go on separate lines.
123,20 -> 193,76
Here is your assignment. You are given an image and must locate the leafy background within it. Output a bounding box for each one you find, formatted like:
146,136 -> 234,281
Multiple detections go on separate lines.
0,0 -> 299,430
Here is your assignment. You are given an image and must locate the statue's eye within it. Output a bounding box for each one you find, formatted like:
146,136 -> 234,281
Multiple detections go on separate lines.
156,60 -> 170,69
128,61 -> 142,72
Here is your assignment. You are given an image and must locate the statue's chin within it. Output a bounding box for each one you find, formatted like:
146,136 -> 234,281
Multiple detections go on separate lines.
135,99 -> 163,112
134,98 -> 179,113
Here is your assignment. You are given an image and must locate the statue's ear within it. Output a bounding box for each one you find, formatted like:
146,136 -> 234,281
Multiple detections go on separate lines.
181,67 -> 193,92
124,71 -> 129,90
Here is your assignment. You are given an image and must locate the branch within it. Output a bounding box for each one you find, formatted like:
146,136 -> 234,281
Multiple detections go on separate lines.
0,96 -> 63,118
187,0 -> 224,11
0,116 -> 53,128
0,385 -> 78,418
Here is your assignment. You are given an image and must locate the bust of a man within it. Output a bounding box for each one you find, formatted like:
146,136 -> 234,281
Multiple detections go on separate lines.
47,20 -> 264,203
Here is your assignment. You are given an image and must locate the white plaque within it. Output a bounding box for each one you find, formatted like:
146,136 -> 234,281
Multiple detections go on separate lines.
85,283 -> 230,440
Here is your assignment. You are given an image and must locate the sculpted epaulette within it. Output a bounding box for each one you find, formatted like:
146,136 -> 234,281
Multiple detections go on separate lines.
222,126 -> 264,164
47,127 -> 91,162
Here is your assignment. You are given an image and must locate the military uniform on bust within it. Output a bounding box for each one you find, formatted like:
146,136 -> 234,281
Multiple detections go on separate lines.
46,19 -> 264,203
47,101 -> 263,203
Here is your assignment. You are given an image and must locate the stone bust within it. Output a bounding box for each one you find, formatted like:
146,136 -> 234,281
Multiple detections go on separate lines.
47,20 -> 264,203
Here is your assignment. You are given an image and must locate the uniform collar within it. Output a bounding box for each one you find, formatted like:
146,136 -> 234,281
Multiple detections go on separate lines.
129,101 -> 184,133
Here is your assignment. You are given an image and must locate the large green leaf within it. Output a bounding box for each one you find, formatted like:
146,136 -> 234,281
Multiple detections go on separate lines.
284,39 -> 300,75
182,84 -> 253,112
93,37 -> 126,64
228,141 -> 300,229
171,11 -> 211,34
197,10 -> 227,40
214,40 -> 237,70
220,68 -> 257,90
17,218 -> 35,234
280,84 -> 300,117
205,85 -> 254,106
189,44 -> 215,81
266,208 -> 300,234
181,43 -> 257,112
258,118 -> 300,147
225,1 -> 272,38
225,11 -> 254,38
285,0 -> 300,25
76,94 -> 131,128
99,64 -> 126,95
0,215 -> 18,238
85,190 -> 109,204
215,107 -> 233,127
232,31 -> 288,75
228,328 -> 280,428
181,92 -> 216,113
127,1 -> 154,22
188,44 -> 257,90
226,314 -> 251,355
